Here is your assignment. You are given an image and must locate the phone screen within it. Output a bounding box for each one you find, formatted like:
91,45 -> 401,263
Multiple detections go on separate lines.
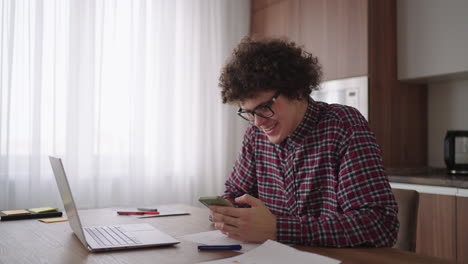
198,196 -> 233,207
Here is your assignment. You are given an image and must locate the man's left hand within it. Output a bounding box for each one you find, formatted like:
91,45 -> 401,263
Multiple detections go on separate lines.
210,194 -> 276,243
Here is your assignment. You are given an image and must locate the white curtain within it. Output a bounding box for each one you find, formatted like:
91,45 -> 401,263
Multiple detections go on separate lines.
0,0 -> 249,210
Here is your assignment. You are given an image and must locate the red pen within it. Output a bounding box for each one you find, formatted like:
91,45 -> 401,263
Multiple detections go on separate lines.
117,211 -> 160,215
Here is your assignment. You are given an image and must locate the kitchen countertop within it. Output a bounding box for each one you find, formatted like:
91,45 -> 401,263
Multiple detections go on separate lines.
387,167 -> 468,189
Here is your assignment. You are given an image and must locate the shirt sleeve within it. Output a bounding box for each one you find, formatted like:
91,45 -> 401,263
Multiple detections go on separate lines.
276,122 -> 399,247
222,126 -> 258,205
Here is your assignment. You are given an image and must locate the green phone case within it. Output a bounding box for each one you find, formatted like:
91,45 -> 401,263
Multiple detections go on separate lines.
198,196 -> 233,207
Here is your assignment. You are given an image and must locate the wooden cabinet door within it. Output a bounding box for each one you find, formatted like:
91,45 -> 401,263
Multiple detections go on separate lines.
297,0 -> 331,79
457,196 -> 468,263
251,0 -> 367,81
416,193 -> 457,260
251,0 -> 300,41
299,0 -> 368,80
335,0 -> 368,79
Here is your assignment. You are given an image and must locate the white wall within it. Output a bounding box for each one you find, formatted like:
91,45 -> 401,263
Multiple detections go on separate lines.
428,79 -> 468,167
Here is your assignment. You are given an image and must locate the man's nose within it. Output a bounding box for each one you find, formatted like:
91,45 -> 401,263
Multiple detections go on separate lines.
253,114 -> 268,127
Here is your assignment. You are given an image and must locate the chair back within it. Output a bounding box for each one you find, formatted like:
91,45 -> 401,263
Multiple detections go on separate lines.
392,188 -> 419,251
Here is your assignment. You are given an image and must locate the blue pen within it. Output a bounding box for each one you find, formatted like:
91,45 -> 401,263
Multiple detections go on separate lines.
198,244 -> 242,251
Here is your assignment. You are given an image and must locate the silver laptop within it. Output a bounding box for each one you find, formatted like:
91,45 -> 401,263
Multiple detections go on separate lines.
48,156 -> 180,252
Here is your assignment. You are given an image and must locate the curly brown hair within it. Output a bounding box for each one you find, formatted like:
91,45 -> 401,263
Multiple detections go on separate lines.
219,36 -> 322,104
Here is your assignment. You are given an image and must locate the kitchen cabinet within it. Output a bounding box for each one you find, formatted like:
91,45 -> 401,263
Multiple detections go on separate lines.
397,0 -> 468,81
416,193 -> 457,260
250,0 -> 427,169
457,196 -> 468,263
251,0 -> 367,81
391,182 -> 468,262
251,0 -> 299,42
417,193 -> 468,262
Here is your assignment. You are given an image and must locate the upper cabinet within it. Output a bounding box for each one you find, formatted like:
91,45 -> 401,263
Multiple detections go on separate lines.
251,0 -> 368,81
250,0 -> 428,169
397,0 -> 468,81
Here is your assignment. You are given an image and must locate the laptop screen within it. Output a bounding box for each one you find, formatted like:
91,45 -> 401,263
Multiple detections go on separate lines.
49,156 -> 88,246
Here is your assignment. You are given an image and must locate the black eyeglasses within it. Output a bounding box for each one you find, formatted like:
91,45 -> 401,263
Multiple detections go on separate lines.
237,91 -> 280,122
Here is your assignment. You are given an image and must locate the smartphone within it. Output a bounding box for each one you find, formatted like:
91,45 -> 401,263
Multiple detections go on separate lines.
198,196 -> 233,207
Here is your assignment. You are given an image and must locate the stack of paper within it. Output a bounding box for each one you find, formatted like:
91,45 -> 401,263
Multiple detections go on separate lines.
198,240 -> 341,264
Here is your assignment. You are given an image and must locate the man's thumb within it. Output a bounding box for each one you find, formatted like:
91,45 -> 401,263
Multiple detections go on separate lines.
235,194 -> 261,207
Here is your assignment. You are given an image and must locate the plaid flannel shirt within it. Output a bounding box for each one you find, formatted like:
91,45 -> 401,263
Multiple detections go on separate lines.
223,98 -> 399,247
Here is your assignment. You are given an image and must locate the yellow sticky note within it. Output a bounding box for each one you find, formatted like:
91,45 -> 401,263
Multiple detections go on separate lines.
39,217 -> 68,223
1,209 -> 31,215
29,207 -> 58,213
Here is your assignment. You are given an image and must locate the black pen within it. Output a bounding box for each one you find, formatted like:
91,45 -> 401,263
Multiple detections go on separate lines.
198,244 -> 242,251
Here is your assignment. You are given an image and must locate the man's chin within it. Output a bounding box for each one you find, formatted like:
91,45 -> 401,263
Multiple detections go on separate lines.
267,134 -> 284,145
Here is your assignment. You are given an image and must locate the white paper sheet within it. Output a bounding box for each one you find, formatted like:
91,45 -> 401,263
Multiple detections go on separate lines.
179,230 -> 260,252
197,240 -> 341,264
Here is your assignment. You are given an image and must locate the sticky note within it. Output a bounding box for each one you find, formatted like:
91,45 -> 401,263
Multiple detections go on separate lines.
39,217 -> 68,223
1,209 -> 31,215
29,207 -> 58,213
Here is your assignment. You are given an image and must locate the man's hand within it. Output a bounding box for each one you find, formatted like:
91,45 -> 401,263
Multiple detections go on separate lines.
210,194 -> 276,243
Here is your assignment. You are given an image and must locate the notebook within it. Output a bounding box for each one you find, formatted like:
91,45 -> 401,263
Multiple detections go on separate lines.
0,209 -> 62,221
48,156 -> 179,252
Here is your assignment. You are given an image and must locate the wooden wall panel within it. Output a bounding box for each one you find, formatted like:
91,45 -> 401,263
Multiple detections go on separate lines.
368,0 -> 427,168
398,83 -> 427,165
368,0 -> 398,166
416,193 -> 457,260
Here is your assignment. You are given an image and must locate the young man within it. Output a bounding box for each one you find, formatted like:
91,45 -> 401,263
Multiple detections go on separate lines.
211,36 -> 399,247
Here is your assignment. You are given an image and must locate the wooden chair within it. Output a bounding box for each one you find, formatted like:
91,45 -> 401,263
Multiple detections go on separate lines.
392,188 -> 419,252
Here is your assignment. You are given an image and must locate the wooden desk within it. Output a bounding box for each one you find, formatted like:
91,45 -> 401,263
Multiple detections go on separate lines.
0,204 -> 456,264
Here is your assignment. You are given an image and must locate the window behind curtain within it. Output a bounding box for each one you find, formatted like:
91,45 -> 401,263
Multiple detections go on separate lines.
0,0 -> 250,210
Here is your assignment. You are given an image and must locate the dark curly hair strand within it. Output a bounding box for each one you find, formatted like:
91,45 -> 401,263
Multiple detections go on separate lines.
219,36 -> 322,104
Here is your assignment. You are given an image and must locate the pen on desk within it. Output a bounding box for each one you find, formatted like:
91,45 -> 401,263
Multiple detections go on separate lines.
137,208 -> 158,212
117,211 -> 160,215
198,245 -> 242,251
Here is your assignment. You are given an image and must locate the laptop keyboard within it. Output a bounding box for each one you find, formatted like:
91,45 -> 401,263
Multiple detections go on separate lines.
85,226 -> 142,246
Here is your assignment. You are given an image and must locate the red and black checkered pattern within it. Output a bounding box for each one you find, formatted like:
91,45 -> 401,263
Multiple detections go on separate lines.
223,98 -> 399,247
